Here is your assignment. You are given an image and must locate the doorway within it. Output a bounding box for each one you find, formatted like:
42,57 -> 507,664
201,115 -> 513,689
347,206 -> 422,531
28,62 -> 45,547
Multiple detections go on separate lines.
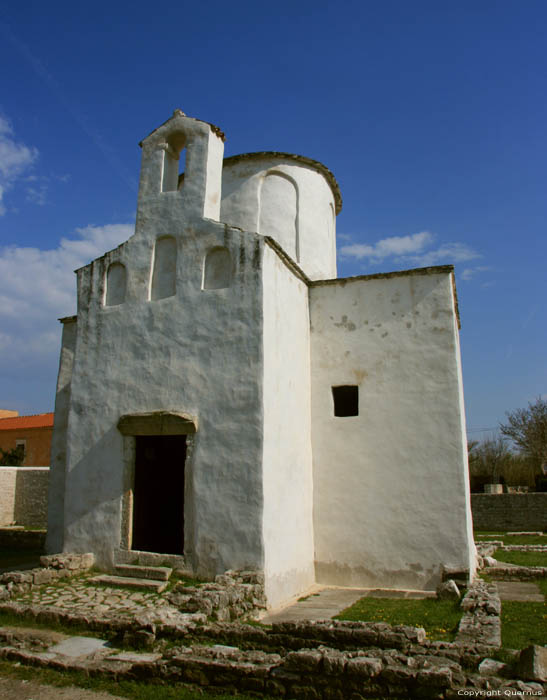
132,435 -> 186,555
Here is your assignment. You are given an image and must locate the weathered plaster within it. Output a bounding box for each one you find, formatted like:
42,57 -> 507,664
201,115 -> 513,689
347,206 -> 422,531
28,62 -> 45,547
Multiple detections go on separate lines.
60,222 -> 266,573
310,270 -> 475,589
50,113 -> 267,576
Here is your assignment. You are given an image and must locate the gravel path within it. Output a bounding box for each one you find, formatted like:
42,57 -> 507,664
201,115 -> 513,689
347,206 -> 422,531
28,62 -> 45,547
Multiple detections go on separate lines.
0,676 -> 124,700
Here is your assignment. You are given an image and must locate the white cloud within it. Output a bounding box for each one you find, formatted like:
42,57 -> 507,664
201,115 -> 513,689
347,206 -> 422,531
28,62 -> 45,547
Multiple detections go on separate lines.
405,242 -> 480,267
461,266 -> 491,281
339,231 -> 480,269
0,115 -> 38,215
26,182 -> 48,206
0,223 -> 133,367
340,231 -> 433,261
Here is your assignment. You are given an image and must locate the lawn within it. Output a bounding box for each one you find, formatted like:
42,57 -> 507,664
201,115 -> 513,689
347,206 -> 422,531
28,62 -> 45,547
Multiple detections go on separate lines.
492,549 -> 547,567
477,532 -> 547,650
335,597 -> 462,642
501,600 -> 547,649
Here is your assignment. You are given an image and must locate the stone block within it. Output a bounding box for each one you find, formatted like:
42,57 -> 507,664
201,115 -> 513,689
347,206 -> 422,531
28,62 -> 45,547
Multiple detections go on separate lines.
478,658 -> 507,676
484,597 -> 501,616
397,624 -> 427,644
518,645 -> 547,682
436,579 -> 460,600
123,630 -> 156,649
32,569 -> 53,585
285,649 -> 322,672
80,553 -> 95,569
345,656 -> 383,678
415,666 -> 453,688
1,571 -> 32,584
322,651 -> 346,675
381,663 -> 416,683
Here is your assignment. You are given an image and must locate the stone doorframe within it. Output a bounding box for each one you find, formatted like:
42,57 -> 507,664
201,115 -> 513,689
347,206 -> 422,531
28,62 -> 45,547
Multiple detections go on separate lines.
117,411 -> 198,553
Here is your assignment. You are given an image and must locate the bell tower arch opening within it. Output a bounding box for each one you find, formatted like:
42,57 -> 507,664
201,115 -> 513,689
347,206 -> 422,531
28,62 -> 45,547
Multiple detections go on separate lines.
161,131 -> 187,193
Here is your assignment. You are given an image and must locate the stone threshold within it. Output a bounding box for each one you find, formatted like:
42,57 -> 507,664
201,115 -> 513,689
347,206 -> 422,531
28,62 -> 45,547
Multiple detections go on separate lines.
89,575 -> 168,593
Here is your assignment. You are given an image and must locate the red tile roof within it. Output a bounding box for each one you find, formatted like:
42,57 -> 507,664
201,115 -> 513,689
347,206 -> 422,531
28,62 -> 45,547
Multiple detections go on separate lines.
0,413 -> 54,430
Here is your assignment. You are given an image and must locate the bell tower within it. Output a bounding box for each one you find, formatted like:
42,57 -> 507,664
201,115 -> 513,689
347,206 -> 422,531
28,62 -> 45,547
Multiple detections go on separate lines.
136,110 -> 225,224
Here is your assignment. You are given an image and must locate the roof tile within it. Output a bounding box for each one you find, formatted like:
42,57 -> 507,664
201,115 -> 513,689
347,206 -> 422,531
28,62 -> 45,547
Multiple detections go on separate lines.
0,413 -> 54,430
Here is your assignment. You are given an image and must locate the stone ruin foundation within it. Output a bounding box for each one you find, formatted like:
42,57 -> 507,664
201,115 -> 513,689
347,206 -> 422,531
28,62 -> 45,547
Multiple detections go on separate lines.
0,553 -> 545,697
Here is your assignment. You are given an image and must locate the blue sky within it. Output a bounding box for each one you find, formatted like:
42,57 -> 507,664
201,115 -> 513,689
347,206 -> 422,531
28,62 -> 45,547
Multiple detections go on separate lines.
0,0 -> 545,438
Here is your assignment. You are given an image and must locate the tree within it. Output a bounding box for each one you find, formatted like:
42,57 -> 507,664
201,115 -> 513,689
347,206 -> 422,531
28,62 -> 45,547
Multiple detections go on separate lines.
0,445 -> 24,466
468,434 -> 512,483
500,397 -> 547,472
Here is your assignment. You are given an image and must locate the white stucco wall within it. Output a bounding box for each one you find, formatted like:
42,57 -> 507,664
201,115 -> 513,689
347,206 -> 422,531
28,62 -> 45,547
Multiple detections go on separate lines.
51,113 -> 268,575
220,155 -> 338,281
261,243 -> 315,608
58,221 -> 266,574
310,269 -> 475,590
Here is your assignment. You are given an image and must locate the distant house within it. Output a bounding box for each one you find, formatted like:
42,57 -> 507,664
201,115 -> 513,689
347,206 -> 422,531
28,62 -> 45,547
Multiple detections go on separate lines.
0,412 -> 54,466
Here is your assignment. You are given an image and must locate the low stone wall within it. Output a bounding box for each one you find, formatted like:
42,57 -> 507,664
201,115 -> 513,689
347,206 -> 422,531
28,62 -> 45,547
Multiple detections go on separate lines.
0,467 -> 49,528
456,580 -> 501,647
471,493 -> 547,531
167,570 -> 267,621
0,553 -> 94,600
0,556 -> 544,696
0,620 -> 544,698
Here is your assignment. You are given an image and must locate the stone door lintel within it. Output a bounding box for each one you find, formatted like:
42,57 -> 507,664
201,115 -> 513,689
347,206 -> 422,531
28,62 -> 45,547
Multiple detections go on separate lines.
117,411 -> 197,436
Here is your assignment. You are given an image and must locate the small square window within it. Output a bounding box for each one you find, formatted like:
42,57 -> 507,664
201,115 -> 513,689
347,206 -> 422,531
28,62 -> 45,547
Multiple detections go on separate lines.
332,385 -> 359,417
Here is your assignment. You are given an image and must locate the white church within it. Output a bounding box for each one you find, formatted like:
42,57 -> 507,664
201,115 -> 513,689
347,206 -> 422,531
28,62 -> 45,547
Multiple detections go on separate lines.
47,110 -> 476,608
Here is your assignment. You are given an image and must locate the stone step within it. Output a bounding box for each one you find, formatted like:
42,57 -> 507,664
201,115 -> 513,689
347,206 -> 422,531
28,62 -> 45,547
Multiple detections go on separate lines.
90,574 -> 168,593
114,564 -> 172,581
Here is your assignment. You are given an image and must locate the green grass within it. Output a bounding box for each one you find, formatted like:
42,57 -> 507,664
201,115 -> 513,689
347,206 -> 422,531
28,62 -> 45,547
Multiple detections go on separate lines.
0,610 -> 110,640
482,558 -> 547,650
0,659 -> 272,700
501,601 -> 547,649
501,575 -> 547,649
492,550 -> 547,567
335,597 -> 462,641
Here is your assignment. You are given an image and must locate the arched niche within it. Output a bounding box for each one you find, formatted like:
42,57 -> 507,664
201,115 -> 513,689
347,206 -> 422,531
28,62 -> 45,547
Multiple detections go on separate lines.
258,172 -> 299,260
202,246 -> 233,290
104,262 -> 127,306
151,236 -> 177,300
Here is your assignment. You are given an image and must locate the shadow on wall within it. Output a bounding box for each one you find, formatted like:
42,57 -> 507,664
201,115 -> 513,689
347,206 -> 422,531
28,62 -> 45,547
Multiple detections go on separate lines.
61,424 -> 126,565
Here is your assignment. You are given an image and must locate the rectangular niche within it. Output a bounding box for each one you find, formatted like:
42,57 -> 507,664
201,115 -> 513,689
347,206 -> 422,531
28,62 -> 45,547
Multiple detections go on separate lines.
332,385 -> 359,417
